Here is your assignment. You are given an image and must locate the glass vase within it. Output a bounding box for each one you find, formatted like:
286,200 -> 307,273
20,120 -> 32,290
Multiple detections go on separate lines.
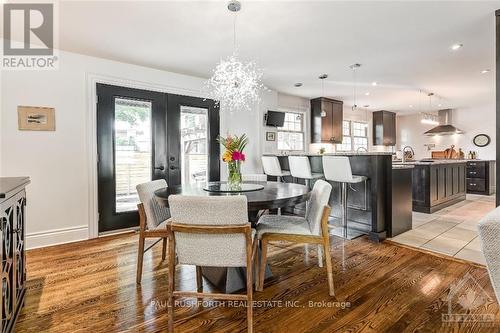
227,161 -> 242,189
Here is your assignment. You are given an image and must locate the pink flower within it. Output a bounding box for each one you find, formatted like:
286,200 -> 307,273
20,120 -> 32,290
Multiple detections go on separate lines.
232,151 -> 246,161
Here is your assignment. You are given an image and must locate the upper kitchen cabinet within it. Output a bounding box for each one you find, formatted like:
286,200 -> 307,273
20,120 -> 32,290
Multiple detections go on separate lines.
310,97 -> 343,143
372,110 -> 396,146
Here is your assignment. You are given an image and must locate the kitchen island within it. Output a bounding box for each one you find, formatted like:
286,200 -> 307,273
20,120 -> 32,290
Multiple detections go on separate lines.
407,160 -> 467,213
264,152 -> 394,241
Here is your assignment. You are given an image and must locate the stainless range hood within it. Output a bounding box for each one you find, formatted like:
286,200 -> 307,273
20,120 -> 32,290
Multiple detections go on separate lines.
424,109 -> 464,136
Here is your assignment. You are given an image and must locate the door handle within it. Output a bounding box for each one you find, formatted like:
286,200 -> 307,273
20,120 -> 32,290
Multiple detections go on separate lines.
169,165 -> 178,170
154,165 -> 165,171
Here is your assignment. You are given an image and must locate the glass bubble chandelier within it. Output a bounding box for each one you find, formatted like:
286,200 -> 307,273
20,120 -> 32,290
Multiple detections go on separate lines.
206,0 -> 264,113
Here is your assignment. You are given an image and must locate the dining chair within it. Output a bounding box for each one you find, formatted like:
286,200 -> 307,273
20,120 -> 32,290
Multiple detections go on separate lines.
136,179 -> 171,284
256,180 -> 334,296
261,155 -> 290,182
167,195 -> 257,333
288,155 -> 324,188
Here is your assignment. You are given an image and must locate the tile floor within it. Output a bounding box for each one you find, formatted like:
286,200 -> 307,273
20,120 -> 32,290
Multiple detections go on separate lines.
389,194 -> 495,265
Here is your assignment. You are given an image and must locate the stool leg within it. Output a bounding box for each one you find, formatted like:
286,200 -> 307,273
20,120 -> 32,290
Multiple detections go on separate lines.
341,182 -> 348,239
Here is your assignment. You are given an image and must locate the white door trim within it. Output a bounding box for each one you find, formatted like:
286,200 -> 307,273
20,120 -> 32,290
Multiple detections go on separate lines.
85,73 -> 208,238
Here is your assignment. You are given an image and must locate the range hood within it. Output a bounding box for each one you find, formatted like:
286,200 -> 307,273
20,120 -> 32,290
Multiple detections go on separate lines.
424,109 -> 464,136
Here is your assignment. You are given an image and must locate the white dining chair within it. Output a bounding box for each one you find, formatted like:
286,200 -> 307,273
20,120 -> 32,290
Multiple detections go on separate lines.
136,179 -> 171,284
288,156 -> 324,188
261,156 -> 290,182
167,195 -> 257,333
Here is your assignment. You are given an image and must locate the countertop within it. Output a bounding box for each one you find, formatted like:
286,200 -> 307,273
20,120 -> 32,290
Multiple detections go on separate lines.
393,159 -> 468,166
0,177 -> 30,199
264,152 -> 393,157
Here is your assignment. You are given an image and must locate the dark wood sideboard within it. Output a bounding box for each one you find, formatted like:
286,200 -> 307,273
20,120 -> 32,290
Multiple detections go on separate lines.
0,177 -> 30,332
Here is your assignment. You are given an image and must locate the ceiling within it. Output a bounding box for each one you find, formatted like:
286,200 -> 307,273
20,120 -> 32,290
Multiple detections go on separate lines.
22,1 -> 500,112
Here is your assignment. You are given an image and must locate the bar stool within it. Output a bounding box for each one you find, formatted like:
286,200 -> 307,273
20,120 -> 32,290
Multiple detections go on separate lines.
261,156 -> 290,182
322,155 -> 367,239
288,156 -> 324,189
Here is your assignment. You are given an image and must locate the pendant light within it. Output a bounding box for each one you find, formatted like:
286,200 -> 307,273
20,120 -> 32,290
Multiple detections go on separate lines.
349,63 -> 361,111
206,0 -> 264,113
318,74 -> 328,117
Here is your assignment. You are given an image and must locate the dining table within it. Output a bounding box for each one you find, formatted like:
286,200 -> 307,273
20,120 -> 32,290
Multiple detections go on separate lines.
154,180 -> 311,293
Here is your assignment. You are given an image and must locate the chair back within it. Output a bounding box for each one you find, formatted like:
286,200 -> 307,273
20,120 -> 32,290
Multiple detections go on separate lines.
288,156 -> 312,179
242,174 -> 268,182
322,155 -> 354,183
305,180 -> 332,235
168,195 -> 250,267
136,179 -> 170,230
261,156 -> 283,177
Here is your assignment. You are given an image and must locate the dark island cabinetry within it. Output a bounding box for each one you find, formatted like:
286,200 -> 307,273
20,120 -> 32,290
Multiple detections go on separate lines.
0,177 -> 29,333
412,162 -> 466,213
310,97 -> 343,144
466,160 -> 495,195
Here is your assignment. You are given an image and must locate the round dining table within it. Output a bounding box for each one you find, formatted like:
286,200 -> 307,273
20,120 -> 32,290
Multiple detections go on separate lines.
154,181 -> 311,293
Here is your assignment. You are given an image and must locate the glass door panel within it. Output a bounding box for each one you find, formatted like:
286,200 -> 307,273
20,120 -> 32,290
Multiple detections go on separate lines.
114,98 -> 152,213
180,106 -> 208,185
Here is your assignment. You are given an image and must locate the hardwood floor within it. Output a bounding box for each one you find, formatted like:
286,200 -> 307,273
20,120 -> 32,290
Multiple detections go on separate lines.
16,233 -> 499,332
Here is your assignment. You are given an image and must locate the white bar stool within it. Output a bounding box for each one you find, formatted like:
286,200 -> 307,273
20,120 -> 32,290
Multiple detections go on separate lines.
322,156 -> 367,239
288,156 -> 324,189
261,156 -> 290,182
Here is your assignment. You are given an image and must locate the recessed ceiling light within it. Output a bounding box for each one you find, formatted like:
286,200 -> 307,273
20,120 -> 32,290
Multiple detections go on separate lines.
363,105 -> 370,108
451,43 -> 463,51
481,69 -> 491,74
365,92 -> 370,96
294,82 -> 303,87
409,104 -> 413,108
438,103 -> 442,107
372,81 -> 378,86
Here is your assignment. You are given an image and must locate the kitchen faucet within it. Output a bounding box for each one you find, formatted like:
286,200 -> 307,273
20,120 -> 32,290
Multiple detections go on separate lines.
356,147 -> 368,153
402,146 -> 415,163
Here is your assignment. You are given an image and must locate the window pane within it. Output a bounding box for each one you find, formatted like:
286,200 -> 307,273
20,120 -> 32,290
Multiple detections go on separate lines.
353,122 -> 368,137
181,106 -> 208,185
353,137 -> 368,151
343,121 -> 351,136
115,98 -> 152,213
336,137 -> 352,151
278,131 -> 304,151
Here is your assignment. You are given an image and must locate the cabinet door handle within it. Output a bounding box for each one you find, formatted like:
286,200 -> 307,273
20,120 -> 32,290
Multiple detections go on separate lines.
470,183 -> 477,186
470,171 -> 476,174
154,165 -> 165,171
469,163 -> 476,166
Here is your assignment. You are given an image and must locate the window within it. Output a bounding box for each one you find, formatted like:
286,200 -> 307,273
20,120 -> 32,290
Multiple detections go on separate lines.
336,120 -> 368,151
277,112 -> 304,151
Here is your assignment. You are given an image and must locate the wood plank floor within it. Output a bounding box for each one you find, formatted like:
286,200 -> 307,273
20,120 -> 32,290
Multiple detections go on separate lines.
16,233 -> 500,332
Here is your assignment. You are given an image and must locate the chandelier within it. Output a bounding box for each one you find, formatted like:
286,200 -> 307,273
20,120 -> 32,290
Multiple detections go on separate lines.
206,1 -> 264,113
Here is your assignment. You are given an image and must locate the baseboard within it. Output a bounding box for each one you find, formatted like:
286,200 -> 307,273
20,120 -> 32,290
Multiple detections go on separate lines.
26,225 -> 89,250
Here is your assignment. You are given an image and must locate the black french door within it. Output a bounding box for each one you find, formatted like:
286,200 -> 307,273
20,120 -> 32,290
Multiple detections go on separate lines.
96,84 -> 219,232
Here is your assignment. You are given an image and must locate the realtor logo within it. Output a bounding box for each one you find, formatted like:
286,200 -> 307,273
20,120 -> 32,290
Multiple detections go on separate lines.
442,273 -> 495,326
2,2 -> 58,69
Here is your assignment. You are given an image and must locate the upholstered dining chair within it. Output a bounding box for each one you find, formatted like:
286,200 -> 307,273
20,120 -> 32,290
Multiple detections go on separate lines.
136,179 -> 171,284
256,180 -> 334,296
167,195 -> 257,333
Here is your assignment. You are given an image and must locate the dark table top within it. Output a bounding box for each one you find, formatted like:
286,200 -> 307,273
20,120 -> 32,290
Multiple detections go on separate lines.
154,181 -> 310,211
0,177 -> 30,199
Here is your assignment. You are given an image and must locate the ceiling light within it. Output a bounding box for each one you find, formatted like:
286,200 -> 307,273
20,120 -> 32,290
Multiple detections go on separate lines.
372,81 -> 377,86
363,105 -> 370,108
349,63 -> 361,111
451,43 -> 463,51
481,69 -> 491,74
206,0 -> 264,113
438,103 -> 442,107
365,92 -> 370,96
294,82 -> 303,87
409,104 -> 413,108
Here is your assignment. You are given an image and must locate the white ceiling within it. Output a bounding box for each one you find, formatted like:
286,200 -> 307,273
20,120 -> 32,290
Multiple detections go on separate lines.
44,1 -> 500,112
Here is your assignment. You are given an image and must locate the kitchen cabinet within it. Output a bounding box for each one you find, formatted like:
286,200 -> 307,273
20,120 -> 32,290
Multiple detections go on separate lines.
412,162 -> 466,213
310,97 -> 343,144
372,110 -> 396,146
466,160 -> 495,195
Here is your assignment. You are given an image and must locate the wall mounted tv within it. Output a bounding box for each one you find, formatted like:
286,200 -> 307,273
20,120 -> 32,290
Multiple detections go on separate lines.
265,111 -> 285,127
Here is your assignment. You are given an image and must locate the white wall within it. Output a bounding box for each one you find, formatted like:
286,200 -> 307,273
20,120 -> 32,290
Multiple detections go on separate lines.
0,48 -> 270,248
397,104 -> 496,160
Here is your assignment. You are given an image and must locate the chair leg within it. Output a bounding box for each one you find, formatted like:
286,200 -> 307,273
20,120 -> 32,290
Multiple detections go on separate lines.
323,241 -> 335,296
257,238 -> 268,292
168,236 -> 176,333
162,237 -> 168,261
196,266 -> 203,292
136,234 -> 145,285
317,245 -> 323,268
246,244 -> 254,333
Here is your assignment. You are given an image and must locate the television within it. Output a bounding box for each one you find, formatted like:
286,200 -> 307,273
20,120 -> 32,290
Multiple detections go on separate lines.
265,111 -> 285,127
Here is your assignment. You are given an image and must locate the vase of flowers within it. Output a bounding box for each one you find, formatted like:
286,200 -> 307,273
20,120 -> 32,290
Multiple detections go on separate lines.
218,134 -> 248,189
